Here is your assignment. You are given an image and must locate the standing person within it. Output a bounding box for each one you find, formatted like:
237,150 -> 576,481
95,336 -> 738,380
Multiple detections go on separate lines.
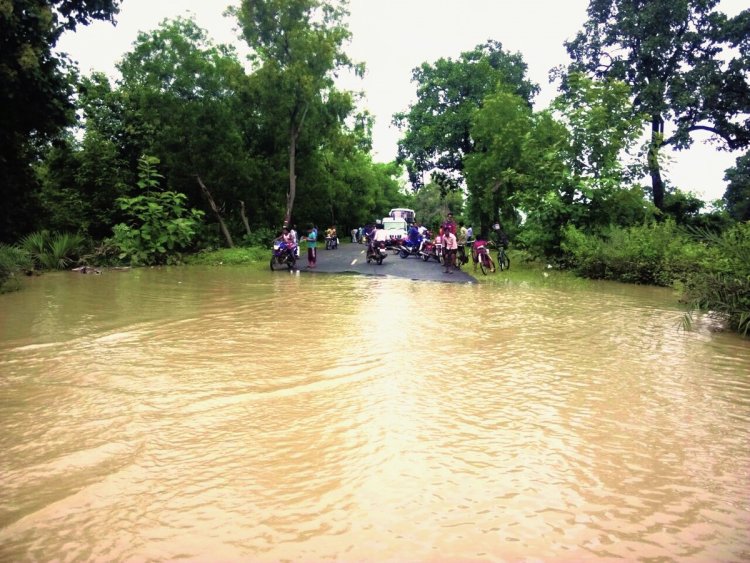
351,227 -> 357,243
457,221 -> 468,265
443,228 -> 458,273
466,225 -> 473,242
305,224 -> 318,268
290,224 -> 299,257
442,212 -> 457,236
491,223 -> 509,249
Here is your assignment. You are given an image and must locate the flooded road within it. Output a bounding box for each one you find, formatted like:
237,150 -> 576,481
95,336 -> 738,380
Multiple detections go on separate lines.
1,267 -> 749,561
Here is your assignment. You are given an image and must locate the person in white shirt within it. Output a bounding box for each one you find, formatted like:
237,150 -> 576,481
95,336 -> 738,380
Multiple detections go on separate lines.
443,229 -> 458,273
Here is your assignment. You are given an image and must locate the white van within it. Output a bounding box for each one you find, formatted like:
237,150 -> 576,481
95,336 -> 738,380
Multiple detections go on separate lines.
382,217 -> 408,240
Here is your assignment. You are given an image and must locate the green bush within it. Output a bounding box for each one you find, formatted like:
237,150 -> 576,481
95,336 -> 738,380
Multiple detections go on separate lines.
561,219 -> 708,286
111,156 -> 204,266
241,226 -> 277,249
0,244 -> 32,292
184,246 -> 269,266
19,230 -> 86,270
682,222 -> 750,335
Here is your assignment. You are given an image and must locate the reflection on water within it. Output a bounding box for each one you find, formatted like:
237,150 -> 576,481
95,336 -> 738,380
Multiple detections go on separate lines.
1,267 -> 749,561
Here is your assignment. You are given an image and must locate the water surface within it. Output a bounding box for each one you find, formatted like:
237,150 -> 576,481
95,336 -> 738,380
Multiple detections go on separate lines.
1,267 -> 749,561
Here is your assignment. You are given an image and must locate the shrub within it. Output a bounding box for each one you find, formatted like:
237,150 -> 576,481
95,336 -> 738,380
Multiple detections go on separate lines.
111,156 -> 204,266
682,222 -> 750,336
19,230 -> 86,270
0,244 -> 32,292
561,220 -> 709,286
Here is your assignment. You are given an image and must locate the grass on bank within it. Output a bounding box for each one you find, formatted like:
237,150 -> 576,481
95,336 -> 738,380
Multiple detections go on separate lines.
184,246 -> 271,268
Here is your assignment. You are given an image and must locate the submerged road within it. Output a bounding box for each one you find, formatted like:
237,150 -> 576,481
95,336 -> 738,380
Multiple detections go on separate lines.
295,241 -> 476,283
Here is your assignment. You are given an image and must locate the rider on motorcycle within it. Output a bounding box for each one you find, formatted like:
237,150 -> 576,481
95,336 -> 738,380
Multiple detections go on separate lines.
405,222 -> 421,252
371,222 -> 387,245
275,226 -> 296,256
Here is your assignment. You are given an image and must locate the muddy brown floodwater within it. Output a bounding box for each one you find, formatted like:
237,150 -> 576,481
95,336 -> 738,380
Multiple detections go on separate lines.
1,266 -> 749,561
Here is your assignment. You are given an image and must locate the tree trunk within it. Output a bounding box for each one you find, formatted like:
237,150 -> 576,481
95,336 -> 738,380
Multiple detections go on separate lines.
284,105 -> 308,226
648,115 -> 666,212
239,200 -> 251,236
195,175 -> 234,248
285,124 -> 296,226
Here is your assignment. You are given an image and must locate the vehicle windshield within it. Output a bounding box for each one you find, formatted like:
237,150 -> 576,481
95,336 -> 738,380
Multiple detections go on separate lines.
383,220 -> 406,230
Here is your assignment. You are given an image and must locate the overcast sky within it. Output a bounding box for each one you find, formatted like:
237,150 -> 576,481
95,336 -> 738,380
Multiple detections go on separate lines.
58,0 -> 747,202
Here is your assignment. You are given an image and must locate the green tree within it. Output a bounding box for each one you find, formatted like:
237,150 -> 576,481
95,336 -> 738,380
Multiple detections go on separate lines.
114,17 -> 258,229
111,156 -> 204,265
394,40 -> 538,194
723,152 -> 750,222
231,0 -> 360,225
0,0 -> 121,242
565,0 -> 750,211
514,76 -> 650,257
411,182 -> 463,231
464,89 -> 533,232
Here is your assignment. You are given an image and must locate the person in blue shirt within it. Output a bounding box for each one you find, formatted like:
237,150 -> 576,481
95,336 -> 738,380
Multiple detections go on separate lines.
407,223 -> 420,249
305,224 -> 318,268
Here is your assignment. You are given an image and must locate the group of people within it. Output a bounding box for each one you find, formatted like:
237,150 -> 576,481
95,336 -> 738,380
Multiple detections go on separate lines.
275,223 -> 320,268
276,213 -> 508,273
410,212 -> 508,274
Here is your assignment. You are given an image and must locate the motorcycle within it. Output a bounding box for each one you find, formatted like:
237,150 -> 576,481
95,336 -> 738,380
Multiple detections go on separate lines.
366,241 -> 388,265
397,237 -> 423,259
419,239 -> 444,263
270,241 -> 297,271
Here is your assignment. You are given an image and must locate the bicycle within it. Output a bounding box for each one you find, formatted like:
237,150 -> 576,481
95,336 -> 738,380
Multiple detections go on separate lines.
496,245 -> 510,271
471,241 -> 496,275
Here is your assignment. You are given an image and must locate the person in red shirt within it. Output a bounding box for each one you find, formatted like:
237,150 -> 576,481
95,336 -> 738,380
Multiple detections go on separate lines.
442,212 -> 457,236
471,234 -> 489,271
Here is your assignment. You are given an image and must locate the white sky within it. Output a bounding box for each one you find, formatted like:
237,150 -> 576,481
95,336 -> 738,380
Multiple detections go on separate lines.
58,0 -> 747,202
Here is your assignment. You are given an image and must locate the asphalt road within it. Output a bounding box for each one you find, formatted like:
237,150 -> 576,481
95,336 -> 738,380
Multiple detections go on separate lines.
294,241 -> 476,284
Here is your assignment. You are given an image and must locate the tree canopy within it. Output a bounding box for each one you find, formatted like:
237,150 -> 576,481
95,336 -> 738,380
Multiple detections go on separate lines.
0,0 -> 121,241
565,0 -> 750,210
394,40 -> 539,192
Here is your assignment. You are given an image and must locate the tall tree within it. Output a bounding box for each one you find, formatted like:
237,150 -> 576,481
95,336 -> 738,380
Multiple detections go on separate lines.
394,40 -> 538,192
463,89 -> 533,231
231,0 -> 359,225
0,0 -> 121,241
565,0 -> 750,211
115,17 -> 255,220
723,152 -> 750,221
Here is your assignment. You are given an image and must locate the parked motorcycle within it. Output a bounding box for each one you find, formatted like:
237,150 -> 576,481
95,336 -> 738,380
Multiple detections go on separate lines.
397,237 -> 423,259
270,241 -> 297,271
366,241 -> 388,265
419,239 -> 444,263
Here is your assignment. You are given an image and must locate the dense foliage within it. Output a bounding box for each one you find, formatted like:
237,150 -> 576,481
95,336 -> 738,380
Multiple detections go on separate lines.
1,0 -> 122,242
110,156 -> 204,265
564,0 -> 750,211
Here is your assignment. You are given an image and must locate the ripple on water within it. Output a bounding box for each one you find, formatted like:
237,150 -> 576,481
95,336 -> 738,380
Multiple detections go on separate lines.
1,270 -> 749,560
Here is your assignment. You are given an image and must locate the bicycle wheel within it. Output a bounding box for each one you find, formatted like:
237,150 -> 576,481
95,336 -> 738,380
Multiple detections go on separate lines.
498,250 -> 510,271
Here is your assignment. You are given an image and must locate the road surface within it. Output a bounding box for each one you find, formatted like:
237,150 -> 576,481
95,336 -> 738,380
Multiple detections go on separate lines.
293,242 -> 476,284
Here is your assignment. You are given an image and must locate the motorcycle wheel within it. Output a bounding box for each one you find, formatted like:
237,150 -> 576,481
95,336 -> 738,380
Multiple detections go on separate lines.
377,256 -> 383,265
399,249 -> 409,259
421,253 -> 429,262
269,257 -> 276,271
439,254 -> 445,265
286,255 -> 296,270
366,255 -> 372,263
